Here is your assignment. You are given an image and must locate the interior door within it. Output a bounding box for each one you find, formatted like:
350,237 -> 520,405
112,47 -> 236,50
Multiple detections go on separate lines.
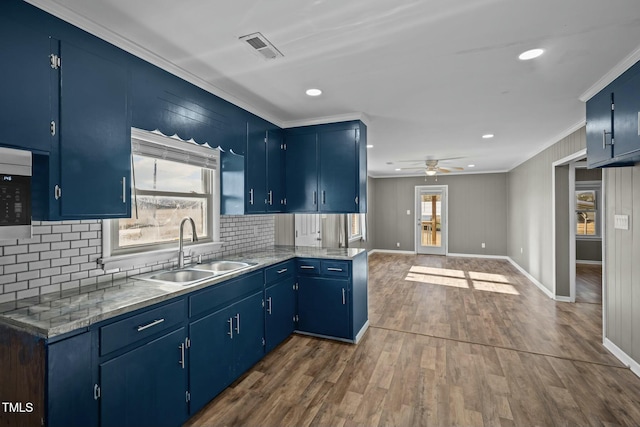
295,214 -> 322,247
415,186 -> 447,255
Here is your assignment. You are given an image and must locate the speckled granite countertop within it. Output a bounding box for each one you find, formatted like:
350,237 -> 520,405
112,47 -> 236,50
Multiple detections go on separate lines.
0,246 -> 365,339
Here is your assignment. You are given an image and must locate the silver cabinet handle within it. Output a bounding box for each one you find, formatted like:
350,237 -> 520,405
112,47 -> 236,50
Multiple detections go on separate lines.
327,267 -> 343,272
313,191 -> 317,205
268,190 -> 273,205
179,343 -> 185,369
93,384 -> 100,400
267,297 -> 273,315
300,265 -> 315,269
234,313 -> 240,334
322,190 -> 326,204
137,318 -> 165,332
342,288 -> 346,305
122,177 -> 126,203
277,268 -> 288,274
249,188 -> 254,205
227,317 -> 233,339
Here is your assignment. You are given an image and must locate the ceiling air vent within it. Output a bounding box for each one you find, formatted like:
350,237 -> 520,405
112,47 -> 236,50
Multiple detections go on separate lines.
239,32 -> 283,60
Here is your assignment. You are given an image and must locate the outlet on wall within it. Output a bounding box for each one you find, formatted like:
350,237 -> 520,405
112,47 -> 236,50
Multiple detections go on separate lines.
481,242 -> 485,248
396,242 -> 400,248
520,247 -> 523,254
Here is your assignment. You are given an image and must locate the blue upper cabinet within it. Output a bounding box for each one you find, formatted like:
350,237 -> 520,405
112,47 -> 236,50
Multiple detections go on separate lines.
56,40 -> 131,219
285,131 -> 318,211
266,129 -> 286,212
246,116 -> 268,213
285,120 -> 367,213
0,14 -> 52,153
586,60 -> 640,168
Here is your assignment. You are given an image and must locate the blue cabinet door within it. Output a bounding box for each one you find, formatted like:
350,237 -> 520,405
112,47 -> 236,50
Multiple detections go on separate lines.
297,276 -> 350,339
586,87 -> 614,167
265,276 -> 296,353
246,118 -> 267,213
0,18 -> 51,153
318,129 -> 358,213
100,327 -> 188,427
613,69 -> 640,158
266,129 -> 286,212
233,292 -> 266,375
189,306 -> 235,414
47,332 -> 98,427
285,132 -> 318,212
57,40 -> 130,218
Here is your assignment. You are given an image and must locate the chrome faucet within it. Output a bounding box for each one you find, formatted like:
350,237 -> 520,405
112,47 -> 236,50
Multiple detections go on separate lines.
178,217 -> 198,268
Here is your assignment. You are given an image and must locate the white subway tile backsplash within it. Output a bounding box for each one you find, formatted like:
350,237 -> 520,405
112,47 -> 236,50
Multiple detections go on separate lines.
0,215 -> 275,302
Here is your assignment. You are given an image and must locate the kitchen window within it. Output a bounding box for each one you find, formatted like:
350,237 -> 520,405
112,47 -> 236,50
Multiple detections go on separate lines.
101,129 -> 221,268
348,213 -> 366,242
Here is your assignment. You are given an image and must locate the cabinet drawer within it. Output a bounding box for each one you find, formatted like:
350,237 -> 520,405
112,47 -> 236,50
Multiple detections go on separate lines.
321,260 -> 350,277
265,260 -> 295,284
100,299 -> 186,356
190,271 -> 263,318
297,259 -> 321,275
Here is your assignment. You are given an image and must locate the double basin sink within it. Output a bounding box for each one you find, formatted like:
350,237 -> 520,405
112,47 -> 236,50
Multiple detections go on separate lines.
137,260 -> 255,286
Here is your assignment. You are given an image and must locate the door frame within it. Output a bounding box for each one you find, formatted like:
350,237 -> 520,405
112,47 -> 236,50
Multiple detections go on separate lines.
414,185 -> 448,255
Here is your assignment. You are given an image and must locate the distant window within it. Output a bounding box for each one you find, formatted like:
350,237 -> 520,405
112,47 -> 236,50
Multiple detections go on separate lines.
348,213 -> 366,242
575,182 -> 600,238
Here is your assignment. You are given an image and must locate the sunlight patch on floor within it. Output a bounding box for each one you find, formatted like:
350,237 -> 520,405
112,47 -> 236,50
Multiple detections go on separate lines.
409,265 -> 466,278
405,272 -> 469,288
405,266 -> 520,295
472,281 -> 520,295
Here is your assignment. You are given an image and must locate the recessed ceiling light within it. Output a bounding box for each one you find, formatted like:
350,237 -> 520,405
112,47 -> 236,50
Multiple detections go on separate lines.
482,134 -> 494,139
305,88 -> 322,96
395,168 -> 401,171
468,164 -> 475,168
518,48 -> 544,60
366,145 -> 373,148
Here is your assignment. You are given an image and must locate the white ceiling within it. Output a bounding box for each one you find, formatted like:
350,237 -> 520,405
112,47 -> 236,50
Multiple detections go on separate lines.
28,0 -> 640,176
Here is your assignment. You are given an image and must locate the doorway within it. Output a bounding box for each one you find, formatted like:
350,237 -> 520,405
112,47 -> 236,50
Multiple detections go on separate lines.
294,214 -> 321,247
415,185 -> 447,255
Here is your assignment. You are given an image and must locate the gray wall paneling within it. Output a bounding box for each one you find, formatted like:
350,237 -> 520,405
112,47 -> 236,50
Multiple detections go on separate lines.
371,173 -> 508,255
555,165 -> 570,297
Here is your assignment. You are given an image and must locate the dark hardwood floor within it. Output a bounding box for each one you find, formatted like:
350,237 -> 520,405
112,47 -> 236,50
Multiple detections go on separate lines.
576,263 -> 602,304
185,253 -> 640,426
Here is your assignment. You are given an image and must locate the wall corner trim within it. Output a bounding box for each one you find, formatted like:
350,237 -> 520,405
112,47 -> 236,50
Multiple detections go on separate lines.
506,257 -> 555,300
604,338 -> 640,379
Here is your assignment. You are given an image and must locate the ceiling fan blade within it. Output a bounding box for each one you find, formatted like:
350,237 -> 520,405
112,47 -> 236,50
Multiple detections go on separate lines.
398,167 -> 425,170
437,168 -> 451,173
450,167 -> 464,171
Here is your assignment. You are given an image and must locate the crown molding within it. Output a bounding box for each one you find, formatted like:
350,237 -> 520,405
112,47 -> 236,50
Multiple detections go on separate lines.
24,0 -> 286,128
508,120 -> 586,171
282,112 -> 370,129
579,44 -> 640,102
368,169 -> 510,179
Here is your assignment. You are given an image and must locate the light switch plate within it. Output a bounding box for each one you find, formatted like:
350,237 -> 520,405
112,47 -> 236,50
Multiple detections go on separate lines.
615,214 -> 629,230
407,210 -> 411,215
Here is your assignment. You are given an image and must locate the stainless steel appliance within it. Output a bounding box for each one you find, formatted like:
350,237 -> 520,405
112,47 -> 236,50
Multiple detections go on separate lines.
0,146 -> 32,240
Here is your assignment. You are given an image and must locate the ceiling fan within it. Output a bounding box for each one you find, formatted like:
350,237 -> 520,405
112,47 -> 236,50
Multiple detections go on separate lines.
396,158 -> 464,176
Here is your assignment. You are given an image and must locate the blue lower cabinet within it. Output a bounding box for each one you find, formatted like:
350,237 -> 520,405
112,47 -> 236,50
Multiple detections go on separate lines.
189,305 -> 235,414
298,276 -> 350,339
265,275 -> 297,353
99,327 -> 188,427
47,332 -> 98,427
188,290 -> 265,415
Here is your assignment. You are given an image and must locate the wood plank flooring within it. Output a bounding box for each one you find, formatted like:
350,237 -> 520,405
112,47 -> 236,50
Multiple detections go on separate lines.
185,253 -> 640,427
576,263 -> 602,304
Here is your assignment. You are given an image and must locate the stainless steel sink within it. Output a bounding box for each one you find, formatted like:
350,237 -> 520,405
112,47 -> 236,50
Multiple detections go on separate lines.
194,260 -> 252,273
139,269 -> 216,286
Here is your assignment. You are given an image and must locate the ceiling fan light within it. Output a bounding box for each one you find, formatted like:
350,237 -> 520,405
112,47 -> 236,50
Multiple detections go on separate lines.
425,170 -> 437,176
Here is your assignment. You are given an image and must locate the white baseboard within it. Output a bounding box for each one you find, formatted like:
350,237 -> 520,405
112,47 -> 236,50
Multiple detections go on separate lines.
447,253 -> 509,260
368,249 -> 415,255
604,338 -> 640,379
506,257 -> 555,300
576,260 -> 603,265
555,296 -> 575,303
